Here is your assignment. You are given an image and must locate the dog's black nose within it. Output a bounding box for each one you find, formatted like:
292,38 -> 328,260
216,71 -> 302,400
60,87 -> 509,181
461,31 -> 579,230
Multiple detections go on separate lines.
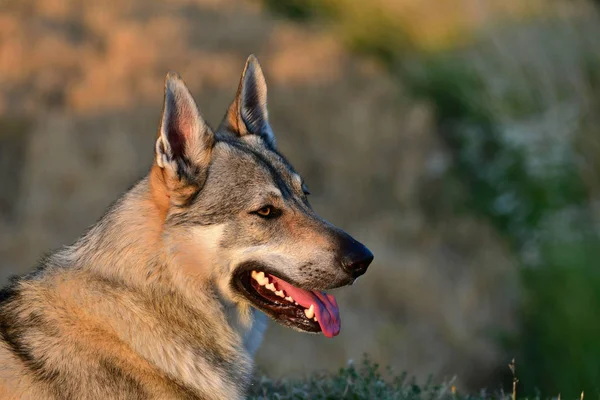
341,244 -> 374,279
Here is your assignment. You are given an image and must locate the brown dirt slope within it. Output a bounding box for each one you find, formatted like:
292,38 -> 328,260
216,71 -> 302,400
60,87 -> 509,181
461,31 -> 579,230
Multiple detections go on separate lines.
0,0 -> 517,389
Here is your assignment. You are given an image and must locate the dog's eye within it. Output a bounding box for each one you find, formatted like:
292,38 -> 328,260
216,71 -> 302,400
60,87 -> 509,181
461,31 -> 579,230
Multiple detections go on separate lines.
256,205 -> 275,218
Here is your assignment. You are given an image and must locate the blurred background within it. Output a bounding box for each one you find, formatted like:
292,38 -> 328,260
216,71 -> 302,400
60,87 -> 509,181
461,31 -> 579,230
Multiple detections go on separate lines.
1,0 -> 599,396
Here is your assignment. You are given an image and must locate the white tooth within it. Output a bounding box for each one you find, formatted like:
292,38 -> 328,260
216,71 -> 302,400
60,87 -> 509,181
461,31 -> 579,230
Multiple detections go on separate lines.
257,275 -> 269,286
304,304 -> 315,319
265,283 -> 276,291
314,317 -> 318,322
251,271 -> 258,280
275,290 -> 285,298
285,296 -> 294,302
294,301 -> 298,305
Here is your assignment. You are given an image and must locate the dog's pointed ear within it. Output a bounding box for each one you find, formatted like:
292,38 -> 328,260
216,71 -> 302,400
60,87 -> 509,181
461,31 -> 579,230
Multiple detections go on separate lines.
220,55 -> 275,147
155,72 -> 214,200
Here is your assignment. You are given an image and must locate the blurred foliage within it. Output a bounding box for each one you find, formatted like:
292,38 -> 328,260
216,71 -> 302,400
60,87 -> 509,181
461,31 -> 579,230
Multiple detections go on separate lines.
249,355 -> 553,400
519,242 -> 600,396
0,117 -> 31,222
264,0 -> 600,396
406,35 -> 600,394
250,356 -> 452,400
262,0 -> 322,21
403,56 -> 588,247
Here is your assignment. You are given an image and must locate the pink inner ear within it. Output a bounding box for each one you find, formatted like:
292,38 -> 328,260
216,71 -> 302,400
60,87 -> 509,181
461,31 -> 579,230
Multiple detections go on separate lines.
165,97 -> 196,158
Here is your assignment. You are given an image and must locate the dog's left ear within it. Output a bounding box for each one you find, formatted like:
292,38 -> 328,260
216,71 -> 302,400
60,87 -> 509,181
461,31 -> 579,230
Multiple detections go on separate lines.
220,55 -> 275,147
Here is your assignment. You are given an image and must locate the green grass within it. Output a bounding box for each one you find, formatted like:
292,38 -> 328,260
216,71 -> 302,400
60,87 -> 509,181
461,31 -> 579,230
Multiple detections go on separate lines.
249,356 -> 461,400
248,355 -> 535,400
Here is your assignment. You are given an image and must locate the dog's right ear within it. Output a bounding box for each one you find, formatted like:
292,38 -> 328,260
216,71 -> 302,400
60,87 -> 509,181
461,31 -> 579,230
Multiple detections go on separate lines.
154,72 -> 214,202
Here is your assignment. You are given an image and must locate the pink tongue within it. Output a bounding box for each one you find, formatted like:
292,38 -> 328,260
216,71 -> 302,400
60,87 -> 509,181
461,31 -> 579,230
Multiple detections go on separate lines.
269,275 -> 340,338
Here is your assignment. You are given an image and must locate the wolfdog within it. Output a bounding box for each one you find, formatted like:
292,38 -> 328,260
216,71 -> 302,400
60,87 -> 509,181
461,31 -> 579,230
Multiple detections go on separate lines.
0,55 -> 373,399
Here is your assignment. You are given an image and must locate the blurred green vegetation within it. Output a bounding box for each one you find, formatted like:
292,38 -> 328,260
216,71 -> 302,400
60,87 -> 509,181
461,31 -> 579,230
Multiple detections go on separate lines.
264,0 -> 600,396
0,116 -> 31,222
250,356 -> 452,400
251,355 -> 540,400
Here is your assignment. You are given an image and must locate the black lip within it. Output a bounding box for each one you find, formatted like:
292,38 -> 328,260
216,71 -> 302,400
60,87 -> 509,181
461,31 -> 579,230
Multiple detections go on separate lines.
231,263 -> 321,333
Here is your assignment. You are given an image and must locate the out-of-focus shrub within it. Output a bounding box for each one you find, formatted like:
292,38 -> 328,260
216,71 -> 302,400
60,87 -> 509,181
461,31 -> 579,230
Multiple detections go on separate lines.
408,50 -> 600,396
265,0 -> 600,395
250,356 -> 447,400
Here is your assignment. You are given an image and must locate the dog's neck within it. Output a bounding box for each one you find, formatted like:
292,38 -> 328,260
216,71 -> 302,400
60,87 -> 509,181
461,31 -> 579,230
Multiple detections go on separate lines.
72,177 -> 168,288
55,174 -> 265,397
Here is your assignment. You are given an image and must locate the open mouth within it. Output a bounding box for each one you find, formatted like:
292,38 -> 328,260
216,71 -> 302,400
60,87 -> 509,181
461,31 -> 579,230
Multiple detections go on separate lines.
234,269 -> 341,338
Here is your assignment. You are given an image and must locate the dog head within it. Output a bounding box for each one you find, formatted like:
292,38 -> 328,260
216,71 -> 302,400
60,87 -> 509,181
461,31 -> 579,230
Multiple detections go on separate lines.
152,55 -> 373,337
